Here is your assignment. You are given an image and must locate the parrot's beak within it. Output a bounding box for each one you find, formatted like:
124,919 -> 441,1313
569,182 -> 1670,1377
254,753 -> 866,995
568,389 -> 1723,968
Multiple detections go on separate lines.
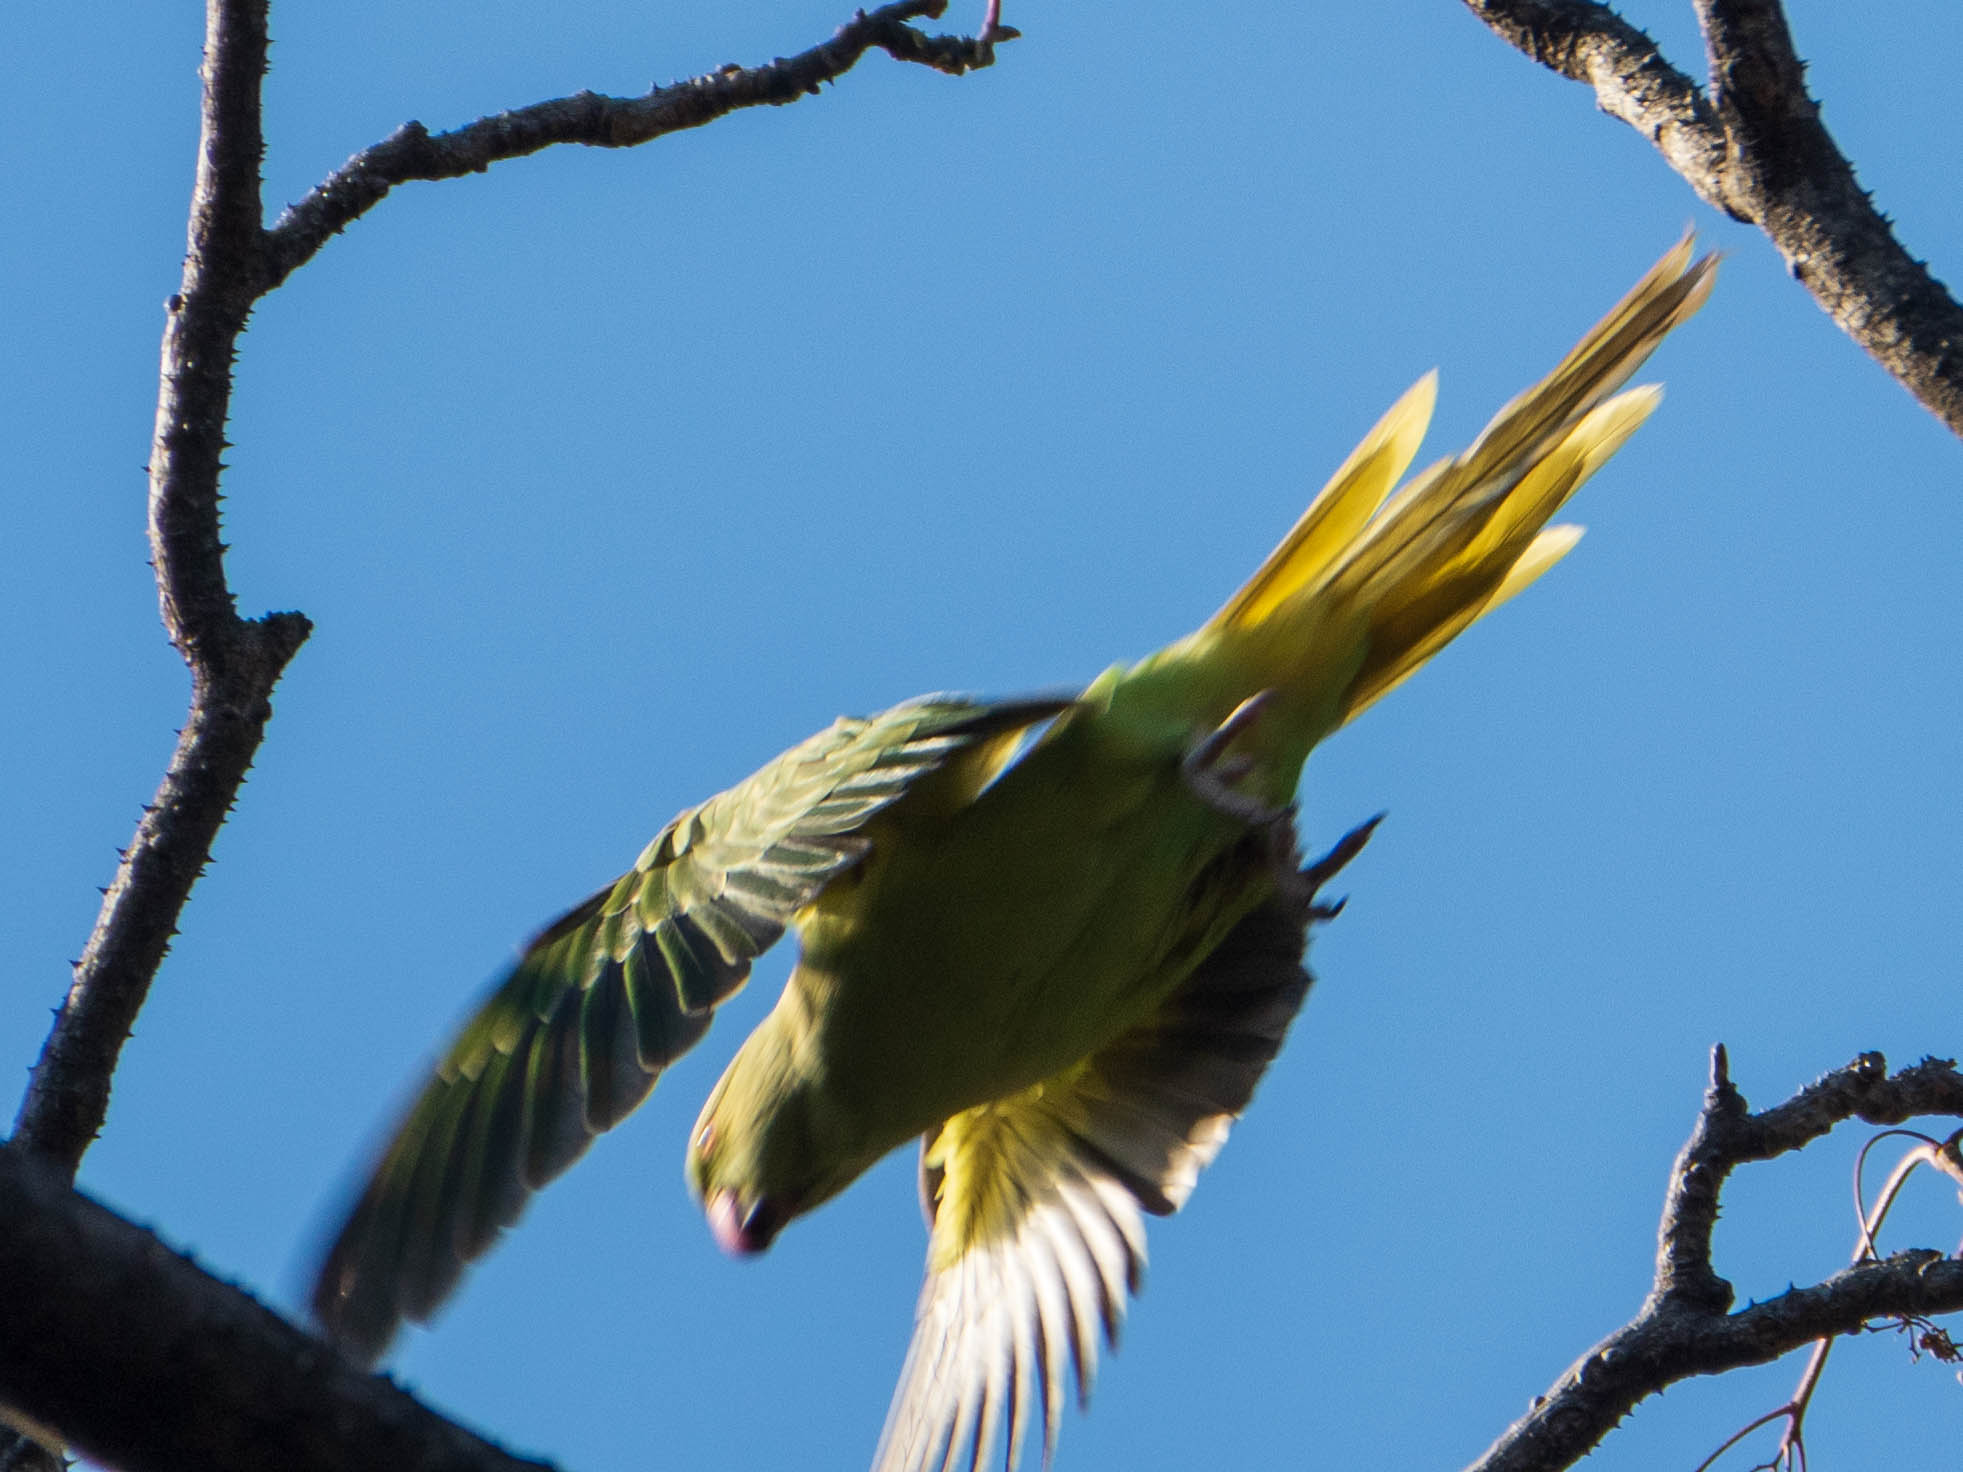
707,1189 -> 783,1255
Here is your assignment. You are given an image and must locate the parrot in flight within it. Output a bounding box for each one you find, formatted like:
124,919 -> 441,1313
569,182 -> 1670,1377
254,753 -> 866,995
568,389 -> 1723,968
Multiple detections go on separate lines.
312,240 -> 1714,1471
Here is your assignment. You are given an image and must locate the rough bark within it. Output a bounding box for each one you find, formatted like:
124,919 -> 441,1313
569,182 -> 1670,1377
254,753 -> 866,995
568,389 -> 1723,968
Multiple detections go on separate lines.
1462,0 -> 1963,438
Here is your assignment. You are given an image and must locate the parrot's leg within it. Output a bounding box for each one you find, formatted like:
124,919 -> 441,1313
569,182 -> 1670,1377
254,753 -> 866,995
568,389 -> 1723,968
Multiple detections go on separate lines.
1182,691 -> 1287,826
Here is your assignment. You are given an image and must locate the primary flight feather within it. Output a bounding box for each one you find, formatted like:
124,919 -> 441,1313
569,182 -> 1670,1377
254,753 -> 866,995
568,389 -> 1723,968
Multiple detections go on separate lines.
312,240 -> 1714,1471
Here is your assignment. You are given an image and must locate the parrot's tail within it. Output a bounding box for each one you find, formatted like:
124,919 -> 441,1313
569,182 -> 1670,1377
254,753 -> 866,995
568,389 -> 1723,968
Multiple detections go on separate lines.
1204,237 -> 1715,730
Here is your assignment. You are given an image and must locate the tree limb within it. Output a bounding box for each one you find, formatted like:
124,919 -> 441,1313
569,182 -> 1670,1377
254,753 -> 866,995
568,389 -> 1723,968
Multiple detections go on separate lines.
1465,1051 -> 1963,1472
1460,0 -> 1963,439
0,1145 -> 555,1472
16,0 -> 1003,1196
11,0 -> 311,1183
10,3 -> 1004,1462
263,0 -> 1001,288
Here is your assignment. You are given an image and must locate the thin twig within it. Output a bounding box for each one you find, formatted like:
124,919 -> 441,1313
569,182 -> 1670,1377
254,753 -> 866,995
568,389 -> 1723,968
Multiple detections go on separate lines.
1706,1129 -> 1957,1472
1464,1052 -> 1963,1472
263,0 -> 1000,287
10,0 -> 310,1182
1688,1405 -> 1795,1472
1460,0 -> 1963,439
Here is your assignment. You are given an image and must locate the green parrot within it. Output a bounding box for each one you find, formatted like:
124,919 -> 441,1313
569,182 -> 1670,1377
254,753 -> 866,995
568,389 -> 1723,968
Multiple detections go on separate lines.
312,241 -> 1713,1471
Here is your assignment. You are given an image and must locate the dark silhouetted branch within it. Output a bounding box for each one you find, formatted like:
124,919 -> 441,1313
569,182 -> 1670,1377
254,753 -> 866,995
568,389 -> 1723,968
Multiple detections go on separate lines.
9,3 -> 1005,1463
17,0 -> 1004,1205
264,0 -> 1001,287
0,1146 -> 555,1472
11,0 -> 311,1184
1465,1051 -> 1963,1472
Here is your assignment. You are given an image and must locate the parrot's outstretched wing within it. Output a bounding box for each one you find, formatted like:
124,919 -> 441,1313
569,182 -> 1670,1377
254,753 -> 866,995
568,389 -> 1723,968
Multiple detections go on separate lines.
312,694 -> 1071,1364
873,820 -> 1377,1472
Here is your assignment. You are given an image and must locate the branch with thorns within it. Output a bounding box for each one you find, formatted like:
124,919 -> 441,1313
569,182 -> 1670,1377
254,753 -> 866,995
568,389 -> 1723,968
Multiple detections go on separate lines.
1468,1049 -> 1963,1472
1692,1123 -> 1963,1472
265,0 -> 1003,287
3,1 -> 1005,1467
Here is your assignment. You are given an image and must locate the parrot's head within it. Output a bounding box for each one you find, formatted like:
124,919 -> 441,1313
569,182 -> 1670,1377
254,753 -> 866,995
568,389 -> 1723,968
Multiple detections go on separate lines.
686,1012 -> 873,1257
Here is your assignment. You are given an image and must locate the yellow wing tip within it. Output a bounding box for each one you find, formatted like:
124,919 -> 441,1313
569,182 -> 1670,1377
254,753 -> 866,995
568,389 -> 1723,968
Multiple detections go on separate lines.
1649,230 -> 1717,293
1336,370 -> 1437,491
1528,520 -> 1584,565
1486,523 -> 1585,613
1373,369 -> 1439,477
1574,383 -> 1663,465
1207,367 -> 1439,633
1209,237 -> 1710,711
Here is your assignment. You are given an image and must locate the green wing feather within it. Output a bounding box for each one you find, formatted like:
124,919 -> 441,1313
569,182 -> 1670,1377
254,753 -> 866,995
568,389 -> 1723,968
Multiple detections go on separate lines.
311,693 -> 1070,1363
872,821 -> 1376,1472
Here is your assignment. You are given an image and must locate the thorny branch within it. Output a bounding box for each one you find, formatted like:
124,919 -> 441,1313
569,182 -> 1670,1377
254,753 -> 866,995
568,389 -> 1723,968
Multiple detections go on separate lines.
1465,1051 -> 1963,1472
263,0 -> 1000,288
6,0 -> 999,1464
19,1 -> 1963,1469
13,0 -> 997,1210
1460,0 -> 1963,438
11,0 -> 308,1185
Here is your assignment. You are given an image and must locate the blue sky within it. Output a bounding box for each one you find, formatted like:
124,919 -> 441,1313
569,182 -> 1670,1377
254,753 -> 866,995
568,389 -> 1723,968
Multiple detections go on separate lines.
8,1 -> 1963,1468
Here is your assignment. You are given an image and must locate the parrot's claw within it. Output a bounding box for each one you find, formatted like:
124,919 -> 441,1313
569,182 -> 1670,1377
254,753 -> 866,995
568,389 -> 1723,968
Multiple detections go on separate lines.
1182,691 -> 1287,827
1301,814 -> 1382,921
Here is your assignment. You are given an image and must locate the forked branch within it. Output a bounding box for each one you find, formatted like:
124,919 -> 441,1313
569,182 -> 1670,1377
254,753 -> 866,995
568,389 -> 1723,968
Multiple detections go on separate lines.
1461,0 -> 1963,439
16,0 -> 999,1186
8,3 -> 1003,1462
1466,1050 -> 1963,1472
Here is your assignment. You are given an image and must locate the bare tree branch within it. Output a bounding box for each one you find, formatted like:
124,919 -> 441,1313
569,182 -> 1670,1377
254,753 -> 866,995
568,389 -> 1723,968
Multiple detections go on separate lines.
11,0 -> 311,1183
0,1146 -> 556,1472
1460,0 -> 1963,439
15,0 -> 1002,1195
1466,1051 -> 1963,1472
9,3 -> 1004,1463
263,0 -> 1000,287
1461,0 -> 1728,182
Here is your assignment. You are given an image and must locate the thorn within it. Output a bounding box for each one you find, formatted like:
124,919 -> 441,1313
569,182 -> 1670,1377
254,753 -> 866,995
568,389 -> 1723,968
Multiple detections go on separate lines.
1711,1042 -> 1730,1090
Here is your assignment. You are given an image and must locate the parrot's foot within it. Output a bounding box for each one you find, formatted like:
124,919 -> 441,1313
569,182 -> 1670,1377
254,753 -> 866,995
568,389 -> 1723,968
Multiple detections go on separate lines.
1299,814 -> 1382,922
1183,691 -> 1288,827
